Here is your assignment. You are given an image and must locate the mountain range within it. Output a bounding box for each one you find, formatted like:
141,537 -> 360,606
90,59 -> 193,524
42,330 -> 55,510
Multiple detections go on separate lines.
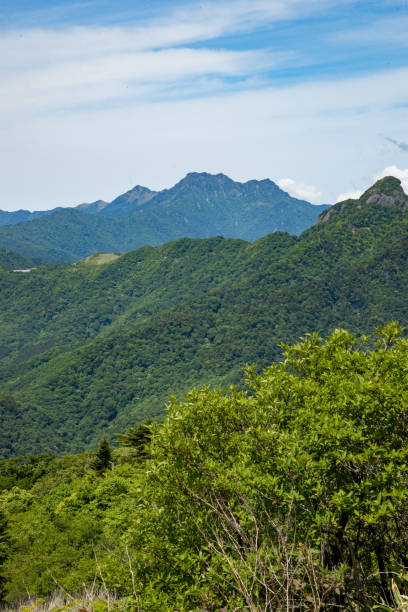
0,173 -> 329,262
0,175 -> 407,458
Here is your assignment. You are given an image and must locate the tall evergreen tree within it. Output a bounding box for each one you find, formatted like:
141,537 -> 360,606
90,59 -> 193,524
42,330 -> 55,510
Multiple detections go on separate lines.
92,436 -> 112,474
115,419 -> 152,458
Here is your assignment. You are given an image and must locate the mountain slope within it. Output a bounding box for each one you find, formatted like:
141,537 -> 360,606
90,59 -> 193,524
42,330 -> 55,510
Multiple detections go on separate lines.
131,172 -> 328,240
0,248 -> 42,270
1,176 -> 406,458
0,173 -> 329,261
0,209 -> 126,261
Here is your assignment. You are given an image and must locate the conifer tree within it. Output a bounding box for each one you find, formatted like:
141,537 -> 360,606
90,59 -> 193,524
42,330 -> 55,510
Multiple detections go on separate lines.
92,436 -> 112,474
115,418 -> 152,458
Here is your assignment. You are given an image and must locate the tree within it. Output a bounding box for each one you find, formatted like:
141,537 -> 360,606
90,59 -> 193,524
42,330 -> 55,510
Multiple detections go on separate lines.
140,322 -> 408,610
92,437 -> 112,474
115,419 -> 152,458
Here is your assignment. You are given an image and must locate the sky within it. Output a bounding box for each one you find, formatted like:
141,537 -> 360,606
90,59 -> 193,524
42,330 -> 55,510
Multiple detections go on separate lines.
1,0 -> 408,210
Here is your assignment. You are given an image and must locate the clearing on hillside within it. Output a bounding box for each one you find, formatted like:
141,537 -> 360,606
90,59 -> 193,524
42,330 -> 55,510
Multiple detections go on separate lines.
79,253 -> 121,265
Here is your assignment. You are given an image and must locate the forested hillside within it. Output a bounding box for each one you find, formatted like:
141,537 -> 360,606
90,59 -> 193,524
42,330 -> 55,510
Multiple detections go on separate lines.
0,173 -> 328,262
0,176 -> 407,458
0,249 -> 41,271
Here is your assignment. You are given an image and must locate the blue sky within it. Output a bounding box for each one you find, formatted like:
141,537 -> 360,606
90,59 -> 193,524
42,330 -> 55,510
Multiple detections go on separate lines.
1,0 -> 408,210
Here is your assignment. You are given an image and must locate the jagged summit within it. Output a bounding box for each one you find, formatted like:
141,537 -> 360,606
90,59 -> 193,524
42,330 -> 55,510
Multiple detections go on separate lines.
162,173 -> 285,203
184,171 -> 230,179
176,171 -> 234,188
316,176 -> 408,225
360,176 -> 407,208
180,172 -> 277,188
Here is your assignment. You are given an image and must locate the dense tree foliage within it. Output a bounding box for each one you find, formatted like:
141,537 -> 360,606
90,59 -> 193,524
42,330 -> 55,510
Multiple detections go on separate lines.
1,325 -> 408,609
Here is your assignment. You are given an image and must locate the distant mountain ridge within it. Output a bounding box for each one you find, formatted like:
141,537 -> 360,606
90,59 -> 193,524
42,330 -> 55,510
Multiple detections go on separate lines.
0,209 -> 50,226
0,186 -> 156,226
0,172 -> 330,262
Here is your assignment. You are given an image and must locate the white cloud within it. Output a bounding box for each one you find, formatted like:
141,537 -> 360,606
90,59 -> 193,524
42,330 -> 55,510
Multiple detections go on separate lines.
1,47 -> 279,114
0,0 -> 339,71
0,0 -> 347,117
334,166 -> 408,203
277,178 -> 323,203
335,190 -> 363,203
0,0 -> 306,117
375,166 -> 408,194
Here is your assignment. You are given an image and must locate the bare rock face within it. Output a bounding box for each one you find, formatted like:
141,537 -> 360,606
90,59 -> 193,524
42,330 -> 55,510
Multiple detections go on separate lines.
366,193 -> 406,207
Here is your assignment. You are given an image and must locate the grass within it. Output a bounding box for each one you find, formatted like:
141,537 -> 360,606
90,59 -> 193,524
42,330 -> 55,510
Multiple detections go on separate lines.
78,253 -> 121,266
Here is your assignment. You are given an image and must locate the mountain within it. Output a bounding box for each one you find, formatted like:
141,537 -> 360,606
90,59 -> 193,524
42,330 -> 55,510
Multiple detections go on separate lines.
0,175 -> 407,458
0,173 -> 329,261
126,172 -> 327,238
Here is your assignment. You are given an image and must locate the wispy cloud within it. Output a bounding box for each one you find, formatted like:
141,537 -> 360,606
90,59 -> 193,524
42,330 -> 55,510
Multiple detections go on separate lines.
0,0 -> 349,117
277,178 -> 323,204
0,1 -> 312,116
384,136 -> 408,152
1,47 -> 281,113
331,14 -> 408,46
0,0 -> 330,70
335,190 -> 363,203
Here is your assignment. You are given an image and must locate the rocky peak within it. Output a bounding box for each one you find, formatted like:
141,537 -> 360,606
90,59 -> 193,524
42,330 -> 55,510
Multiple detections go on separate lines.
360,176 -> 408,209
180,172 -> 233,187
316,176 -> 408,225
